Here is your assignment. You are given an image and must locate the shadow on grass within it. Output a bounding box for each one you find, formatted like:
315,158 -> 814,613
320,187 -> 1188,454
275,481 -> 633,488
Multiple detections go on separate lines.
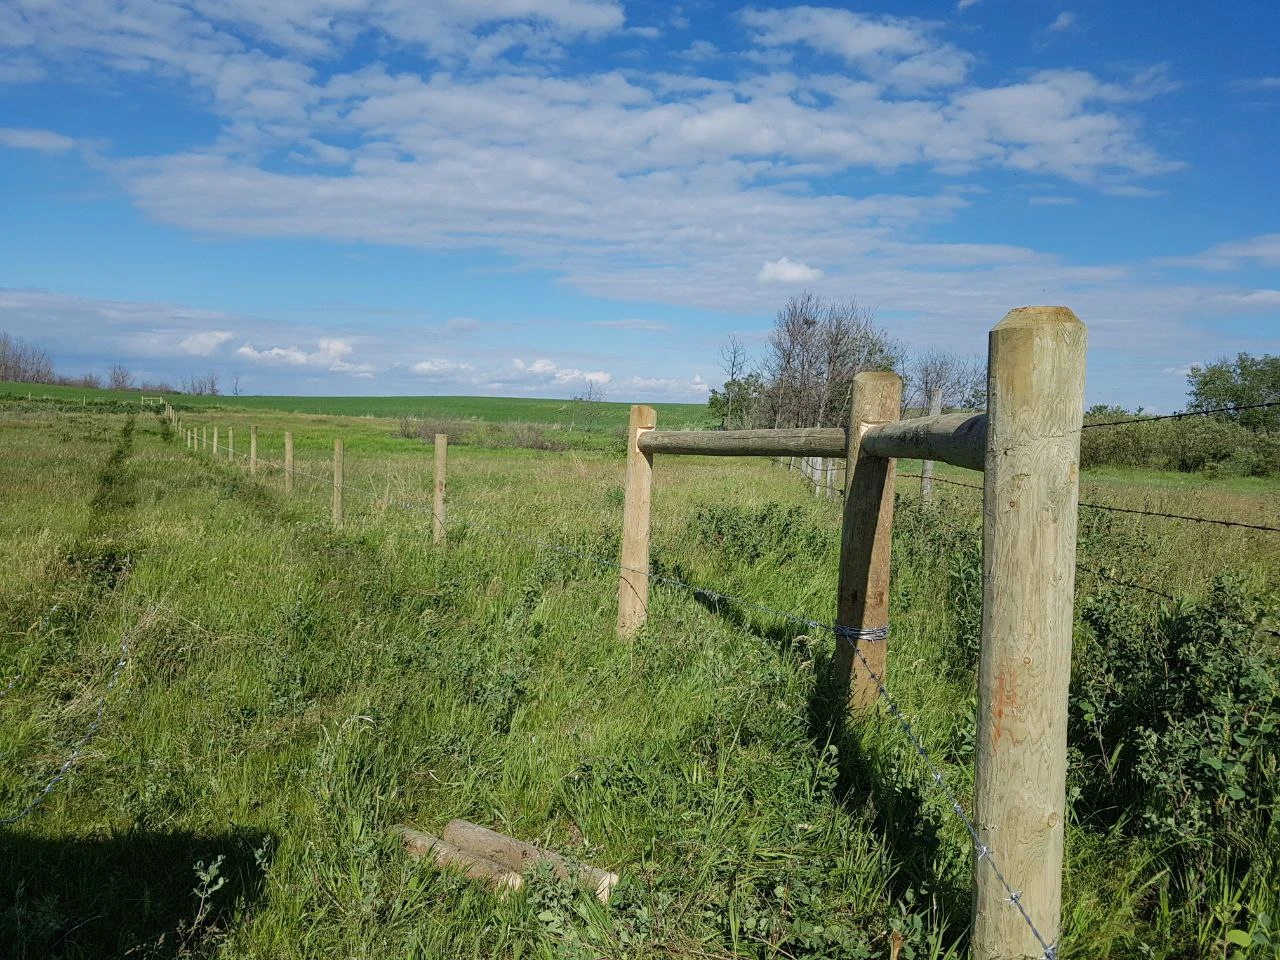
674,566 -> 973,945
0,826 -> 273,960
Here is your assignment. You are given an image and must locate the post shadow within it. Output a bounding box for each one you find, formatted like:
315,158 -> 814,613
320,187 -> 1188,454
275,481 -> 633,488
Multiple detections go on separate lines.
0,826 -> 273,959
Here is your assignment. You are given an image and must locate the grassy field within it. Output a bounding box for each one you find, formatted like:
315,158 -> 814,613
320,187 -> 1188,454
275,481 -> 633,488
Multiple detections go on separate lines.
0,382 -> 712,429
1,403 -> 1277,959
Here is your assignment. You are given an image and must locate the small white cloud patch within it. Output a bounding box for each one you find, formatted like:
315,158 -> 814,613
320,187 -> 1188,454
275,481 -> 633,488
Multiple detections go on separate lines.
179,330 -> 233,355
757,257 -> 823,284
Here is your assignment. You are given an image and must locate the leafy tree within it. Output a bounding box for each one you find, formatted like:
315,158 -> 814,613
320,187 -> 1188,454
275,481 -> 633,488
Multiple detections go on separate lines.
1187,352 -> 1279,431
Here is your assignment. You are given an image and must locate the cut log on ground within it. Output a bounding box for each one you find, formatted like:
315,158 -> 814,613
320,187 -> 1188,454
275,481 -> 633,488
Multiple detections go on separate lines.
442,819 -> 619,903
394,826 -> 523,892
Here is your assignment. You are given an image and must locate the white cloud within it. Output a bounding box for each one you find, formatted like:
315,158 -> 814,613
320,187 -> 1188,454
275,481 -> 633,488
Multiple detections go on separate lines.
1158,234 -> 1280,271
1028,195 -> 1078,206
1233,76 -> 1280,92
411,358 -> 474,376
0,127 -> 76,152
588,319 -> 670,332
179,330 -> 234,354
956,0 -> 980,10
513,357 -> 610,385
1212,290 -> 1280,308
740,6 -> 970,90
236,337 -> 373,375
1046,12 -> 1077,33
758,257 -> 823,283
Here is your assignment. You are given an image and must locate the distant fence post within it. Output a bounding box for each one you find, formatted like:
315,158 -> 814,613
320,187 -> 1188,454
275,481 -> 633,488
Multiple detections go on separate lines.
333,438 -> 343,527
920,387 -> 943,503
285,432 -> 294,495
228,427 -> 235,460
250,426 -> 258,475
813,457 -> 823,497
972,307 -> 1086,960
202,426 -> 207,451
433,434 -> 447,544
213,426 -> 219,458
834,371 -> 901,714
616,404 -> 657,639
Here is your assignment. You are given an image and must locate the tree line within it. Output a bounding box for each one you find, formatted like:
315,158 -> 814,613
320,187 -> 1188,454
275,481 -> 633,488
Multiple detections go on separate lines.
0,330 -> 226,395
708,293 -> 985,430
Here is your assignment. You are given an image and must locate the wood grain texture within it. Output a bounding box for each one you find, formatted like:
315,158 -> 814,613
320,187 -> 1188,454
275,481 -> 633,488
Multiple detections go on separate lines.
638,427 -> 846,458
284,432 -> 294,495
835,371 -> 902,714
395,826 -> 523,891
972,306 -> 1086,960
617,405 -> 657,639
442,819 -> 618,902
433,434 -> 447,544
860,411 -> 986,471
332,438 -> 343,528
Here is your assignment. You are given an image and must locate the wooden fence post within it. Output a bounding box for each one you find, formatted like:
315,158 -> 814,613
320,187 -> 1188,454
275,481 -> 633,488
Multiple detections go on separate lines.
834,371 -> 902,714
433,434 -> 447,543
333,438 -> 343,527
228,427 -> 234,461
250,426 -> 258,475
920,387 -> 943,503
813,457 -> 824,497
202,426 -> 207,451
213,426 -> 219,458
616,404 -> 657,639
285,431 -> 294,495
972,307 -> 1086,960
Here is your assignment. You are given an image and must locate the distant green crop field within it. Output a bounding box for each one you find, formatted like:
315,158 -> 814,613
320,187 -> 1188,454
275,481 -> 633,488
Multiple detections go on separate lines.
0,382 -> 712,429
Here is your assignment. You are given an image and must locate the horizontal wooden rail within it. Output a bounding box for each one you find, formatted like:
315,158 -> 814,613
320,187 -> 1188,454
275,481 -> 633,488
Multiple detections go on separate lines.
860,412 -> 987,472
638,427 -> 846,458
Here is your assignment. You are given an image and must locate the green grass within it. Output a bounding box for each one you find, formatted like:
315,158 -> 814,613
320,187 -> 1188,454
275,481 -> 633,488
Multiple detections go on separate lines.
1,405 -> 1277,959
0,382 -> 712,429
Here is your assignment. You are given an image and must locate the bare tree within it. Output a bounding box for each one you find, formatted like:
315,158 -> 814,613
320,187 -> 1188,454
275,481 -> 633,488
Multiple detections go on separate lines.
718,335 -> 748,428
180,371 -> 221,396
108,364 -> 134,391
902,349 -> 986,414
757,294 -> 901,429
570,380 -> 607,430
232,373 -> 242,397
0,332 -> 56,383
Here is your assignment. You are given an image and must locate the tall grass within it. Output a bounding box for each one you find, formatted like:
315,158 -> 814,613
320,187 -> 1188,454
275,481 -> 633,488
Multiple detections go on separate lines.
0,406 -> 1277,958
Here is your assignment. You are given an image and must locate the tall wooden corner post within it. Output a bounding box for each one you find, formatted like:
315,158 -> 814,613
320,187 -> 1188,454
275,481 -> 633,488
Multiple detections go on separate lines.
973,307 -> 1086,960
250,425 -> 258,475
616,405 -> 657,639
834,372 -> 902,713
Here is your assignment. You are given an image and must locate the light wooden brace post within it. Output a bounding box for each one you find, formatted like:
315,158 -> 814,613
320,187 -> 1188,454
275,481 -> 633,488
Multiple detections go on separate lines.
213,426 -> 219,458
433,434 -> 447,544
332,438 -> 343,527
971,307 -> 1086,960
834,371 -> 901,714
284,432 -> 294,495
201,426 -> 207,451
616,405 -> 657,639
228,427 -> 234,460
920,386 -> 943,503
250,425 -> 258,475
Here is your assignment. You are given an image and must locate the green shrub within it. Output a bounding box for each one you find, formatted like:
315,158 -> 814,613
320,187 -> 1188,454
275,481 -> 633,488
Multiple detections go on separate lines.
1070,578 -> 1280,859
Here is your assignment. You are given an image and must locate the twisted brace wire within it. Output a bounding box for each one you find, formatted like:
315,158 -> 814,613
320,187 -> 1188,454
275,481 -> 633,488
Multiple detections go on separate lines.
202,436 -> 1053,954
1,632 -> 131,826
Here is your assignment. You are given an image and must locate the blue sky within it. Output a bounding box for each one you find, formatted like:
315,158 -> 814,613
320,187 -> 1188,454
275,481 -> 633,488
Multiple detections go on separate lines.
0,0 -> 1276,408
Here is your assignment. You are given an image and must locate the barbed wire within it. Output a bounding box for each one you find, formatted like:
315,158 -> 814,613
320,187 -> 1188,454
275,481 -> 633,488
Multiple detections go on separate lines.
1082,400 -> 1280,430
1076,500 -> 1280,534
899,470 -> 1280,534
191,431 -> 1055,956
1,631 -> 131,827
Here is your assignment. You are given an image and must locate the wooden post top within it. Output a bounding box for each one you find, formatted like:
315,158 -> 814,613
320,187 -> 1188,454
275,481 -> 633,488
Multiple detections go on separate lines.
994,305 -> 1083,329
